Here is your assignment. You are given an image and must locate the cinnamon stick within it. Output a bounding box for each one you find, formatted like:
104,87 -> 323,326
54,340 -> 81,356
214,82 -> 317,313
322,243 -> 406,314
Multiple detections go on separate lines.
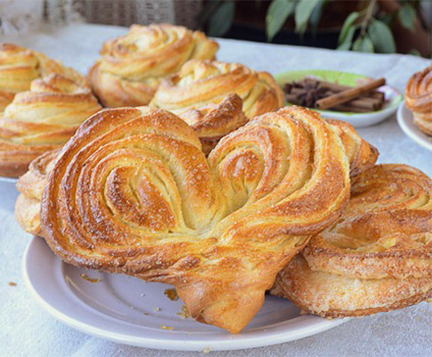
336,97 -> 383,111
287,94 -> 379,112
316,78 -> 386,110
333,105 -> 371,113
317,80 -> 385,100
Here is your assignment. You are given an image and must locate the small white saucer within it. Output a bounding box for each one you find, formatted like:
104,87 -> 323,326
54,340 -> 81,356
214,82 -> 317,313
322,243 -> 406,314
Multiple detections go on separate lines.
23,237 -> 348,351
397,101 -> 432,151
275,69 -> 403,128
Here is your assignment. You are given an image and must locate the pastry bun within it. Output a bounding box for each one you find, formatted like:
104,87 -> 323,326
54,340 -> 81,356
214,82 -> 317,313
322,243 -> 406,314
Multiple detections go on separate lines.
272,164 -> 432,317
0,43 -> 86,111
88,24 -> 219,107
405,65 -> 432,135
0,74 -> 101,177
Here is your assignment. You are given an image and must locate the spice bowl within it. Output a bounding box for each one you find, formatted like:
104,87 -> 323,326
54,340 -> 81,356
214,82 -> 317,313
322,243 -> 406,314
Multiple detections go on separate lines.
275,69 -> 403,128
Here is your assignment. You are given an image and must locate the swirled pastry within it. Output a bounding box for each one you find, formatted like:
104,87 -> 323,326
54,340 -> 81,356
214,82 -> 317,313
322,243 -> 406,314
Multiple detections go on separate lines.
88,24 -> 218,107
272,254 -> 432,318
16,111 -> 377,239
326,119 -> 378,176
0,74 -> 101,177
151,60 -> 284,151
0,43 -> 86,112
37,106 -> 354,333
272,164 -> 432,317
405,65 -> 432,135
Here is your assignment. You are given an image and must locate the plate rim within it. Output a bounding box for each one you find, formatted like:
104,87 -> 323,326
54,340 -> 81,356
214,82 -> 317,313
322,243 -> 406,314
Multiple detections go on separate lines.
397,101 -> 432,151
22,237 -> 348,351
0,176 -> 18,184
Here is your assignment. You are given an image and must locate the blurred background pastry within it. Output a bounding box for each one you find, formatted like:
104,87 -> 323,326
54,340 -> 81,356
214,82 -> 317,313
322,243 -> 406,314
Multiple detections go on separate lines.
0,74 -> 101,177
405,65 -> 432,135
88,23 -> 219,107
0,43 -> 86,112
151,59 -> 284,152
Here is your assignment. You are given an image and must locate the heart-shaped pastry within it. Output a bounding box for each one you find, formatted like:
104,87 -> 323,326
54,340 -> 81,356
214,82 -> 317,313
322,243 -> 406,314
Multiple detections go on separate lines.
18,106 -> 377,332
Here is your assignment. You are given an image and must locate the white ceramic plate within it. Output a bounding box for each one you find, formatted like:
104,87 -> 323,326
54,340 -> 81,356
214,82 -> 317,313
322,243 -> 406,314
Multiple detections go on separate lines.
275,69 -> 403,128
0,176 -> 17,184
0,176 -> 18,211
397,101 -> 432,151
23,237 -> 347,351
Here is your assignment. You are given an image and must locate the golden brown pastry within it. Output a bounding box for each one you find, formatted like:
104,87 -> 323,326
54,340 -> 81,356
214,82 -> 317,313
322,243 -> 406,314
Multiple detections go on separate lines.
272,164 -> 432,317
150,60 -> 284,152
0,43 -> 86,112
16,113 -> 377,242
405,65 -> 432,135
16,149 -> 58,236
326,118 -> 379,176
15,113 -> 378,243
0,74 -> 101,177
36,106 -> 356,333
88,24 -> 218,107
273,254 -> 432,318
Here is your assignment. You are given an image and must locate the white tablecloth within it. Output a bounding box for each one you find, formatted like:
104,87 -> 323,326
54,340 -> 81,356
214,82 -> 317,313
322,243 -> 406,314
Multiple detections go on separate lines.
1,23 -> 432,357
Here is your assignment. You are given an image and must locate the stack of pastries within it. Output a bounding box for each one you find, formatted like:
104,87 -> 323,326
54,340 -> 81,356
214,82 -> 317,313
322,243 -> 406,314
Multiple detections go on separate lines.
87,24 -> 284,152
405,65 -> 432,135
7,23 -> 432,334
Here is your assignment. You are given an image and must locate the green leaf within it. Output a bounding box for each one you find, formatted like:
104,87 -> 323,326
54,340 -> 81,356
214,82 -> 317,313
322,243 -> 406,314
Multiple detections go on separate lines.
309,0 -> 326,34
266,0 -> 296,41
207,1 -> 235,37
398,4 -> 416,31
338,11 -> 359,44
353,35 -> 374,53
198,0 -> 222,26
295,0 -> 322,34
337,26 -> 356,50
368,19 -> 396,53
380,13 -> 393,26
409,49 -> 421,56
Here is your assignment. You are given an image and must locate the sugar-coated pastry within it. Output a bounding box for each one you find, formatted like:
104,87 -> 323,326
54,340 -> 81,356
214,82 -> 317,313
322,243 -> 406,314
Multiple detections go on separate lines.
272,255 -> 432,318
88,24 -> 219,107
304,164 -> 432,279
405,65 -> 432,135
0,74 -> 101,177
326,119 -> 379,176
16,110 -> 377,240
151,60 -> 284,151
272,164 -> 432,317
33,106 -> 359,333
15,149 -> 58,236
0,43 -> 86,112
16,108 -> 376,332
